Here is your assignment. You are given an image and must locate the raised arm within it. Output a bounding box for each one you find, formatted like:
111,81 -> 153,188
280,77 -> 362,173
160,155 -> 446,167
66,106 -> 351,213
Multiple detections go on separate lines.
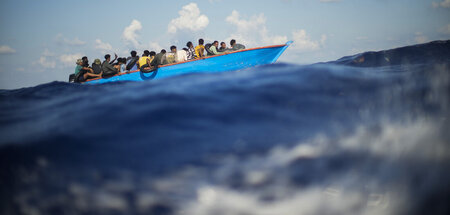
110,53 -> 118,63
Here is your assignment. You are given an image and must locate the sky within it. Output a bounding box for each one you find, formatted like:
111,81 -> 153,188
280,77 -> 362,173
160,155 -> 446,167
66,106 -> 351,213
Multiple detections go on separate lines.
0,0 -> 449,89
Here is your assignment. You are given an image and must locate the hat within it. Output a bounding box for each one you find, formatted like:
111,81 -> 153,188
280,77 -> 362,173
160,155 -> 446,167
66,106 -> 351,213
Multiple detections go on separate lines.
94,59 -> 101,64
76,59 -> 83,64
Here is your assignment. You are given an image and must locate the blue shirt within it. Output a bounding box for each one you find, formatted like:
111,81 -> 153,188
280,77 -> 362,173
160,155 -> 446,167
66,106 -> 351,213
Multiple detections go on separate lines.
74,65 -> 82,75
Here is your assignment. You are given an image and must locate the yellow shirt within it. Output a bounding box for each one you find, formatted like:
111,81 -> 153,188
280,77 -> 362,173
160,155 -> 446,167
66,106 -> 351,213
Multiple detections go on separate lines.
138,56 -> 150,68
195,45 -> 205,58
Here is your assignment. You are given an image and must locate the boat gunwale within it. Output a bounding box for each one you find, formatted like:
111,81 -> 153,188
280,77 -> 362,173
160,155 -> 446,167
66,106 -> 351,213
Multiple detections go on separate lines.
85,43 -> 288,83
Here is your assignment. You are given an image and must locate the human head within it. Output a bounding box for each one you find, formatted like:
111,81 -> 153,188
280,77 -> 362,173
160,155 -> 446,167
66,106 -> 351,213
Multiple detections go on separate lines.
213,41 -> 219,47
76,59 -> 83,65
186,41 -> 193,48
230,39 -> 236,46
220,42 -> 226,48
149,51 -> 156,57
104,54 -> 111,60
199,39 -> 204,45
94,59 -> 101,65
170,46 -> 177,52
160,49 -> 166,54
82,56 -> 88,61
130,50 -> 137,57
143,50 -> 150,56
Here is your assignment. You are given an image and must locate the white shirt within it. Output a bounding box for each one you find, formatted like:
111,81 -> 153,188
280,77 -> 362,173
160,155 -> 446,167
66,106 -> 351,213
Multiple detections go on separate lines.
176,50 -> 188,62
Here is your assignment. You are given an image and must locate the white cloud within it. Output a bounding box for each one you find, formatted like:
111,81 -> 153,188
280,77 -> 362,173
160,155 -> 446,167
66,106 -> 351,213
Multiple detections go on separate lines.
291,29 -> 326,51
35,48 -> 82,69
225,10 -> 287,47
146,42 -> 163,52
225,10 -> 325,51
34,49 -> 56,69
432,0 -> 450,8
95,39 -> 113,52
37,56 -> 56,69
0,45 -> 16,54
59,53 -> 83,67
168,3 -> 209,34
56,34 -> 86,46
226,10 -> 266,32
123,19 -> 142,48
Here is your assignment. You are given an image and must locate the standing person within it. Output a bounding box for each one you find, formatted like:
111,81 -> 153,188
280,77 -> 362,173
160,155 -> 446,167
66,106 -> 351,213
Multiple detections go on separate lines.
75,59 -> 101,82
208,41 -> 220,55
186,41 -> 196,60
154,49 -> 167,65
126,50 -> 139,71
230,39 -> 246,51
195,38 -> 205,58
102,54 -> 120,77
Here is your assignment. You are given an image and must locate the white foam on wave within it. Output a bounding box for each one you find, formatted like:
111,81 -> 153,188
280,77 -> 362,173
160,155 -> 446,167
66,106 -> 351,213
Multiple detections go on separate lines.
178,119 -> 449,215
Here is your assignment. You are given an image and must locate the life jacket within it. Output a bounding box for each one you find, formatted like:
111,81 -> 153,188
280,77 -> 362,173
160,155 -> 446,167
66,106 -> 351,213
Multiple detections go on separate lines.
138,56 -> 150,68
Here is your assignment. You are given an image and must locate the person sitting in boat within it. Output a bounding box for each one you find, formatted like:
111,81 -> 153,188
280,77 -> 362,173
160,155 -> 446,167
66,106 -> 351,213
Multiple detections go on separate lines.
138,50 -> 157,72
230,39 -> 246,51
166,46 -> 177,64
91,59 -> 102,74
219,42 -> 229,52
186,41 -> 196,60
154,49 -> 167,65
77,56 -> 93,75
102,54 -> 120,77
81,56 -> 90,67
118,57 -> 127,73
74,59 -> 101,82
176,46 -> 188,63
126,50 -> 139,71
195,39 -> 205,58
208,41 -> 220,56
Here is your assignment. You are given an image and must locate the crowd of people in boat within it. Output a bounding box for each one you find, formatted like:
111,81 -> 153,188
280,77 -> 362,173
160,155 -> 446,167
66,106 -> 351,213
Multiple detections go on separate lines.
71,39 -> 246,83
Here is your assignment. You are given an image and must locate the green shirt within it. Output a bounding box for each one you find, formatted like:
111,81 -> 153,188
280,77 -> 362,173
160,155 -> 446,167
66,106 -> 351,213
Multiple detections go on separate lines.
209,46 -> 219,55
74,65 -> 82,75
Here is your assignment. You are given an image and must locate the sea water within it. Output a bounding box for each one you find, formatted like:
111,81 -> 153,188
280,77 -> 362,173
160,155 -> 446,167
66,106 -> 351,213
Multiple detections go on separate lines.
1,41 -> 449,215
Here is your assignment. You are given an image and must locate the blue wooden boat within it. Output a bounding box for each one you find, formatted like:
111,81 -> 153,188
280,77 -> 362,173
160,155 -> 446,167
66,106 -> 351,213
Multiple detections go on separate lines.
86,41 -> 292,84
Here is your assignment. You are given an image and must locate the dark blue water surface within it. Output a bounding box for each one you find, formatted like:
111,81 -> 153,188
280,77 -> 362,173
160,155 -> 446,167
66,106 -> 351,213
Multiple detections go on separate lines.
1,41 -> 449,215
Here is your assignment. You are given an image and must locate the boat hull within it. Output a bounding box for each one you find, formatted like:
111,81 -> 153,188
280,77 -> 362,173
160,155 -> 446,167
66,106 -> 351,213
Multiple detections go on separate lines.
86,41 -> 292,84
